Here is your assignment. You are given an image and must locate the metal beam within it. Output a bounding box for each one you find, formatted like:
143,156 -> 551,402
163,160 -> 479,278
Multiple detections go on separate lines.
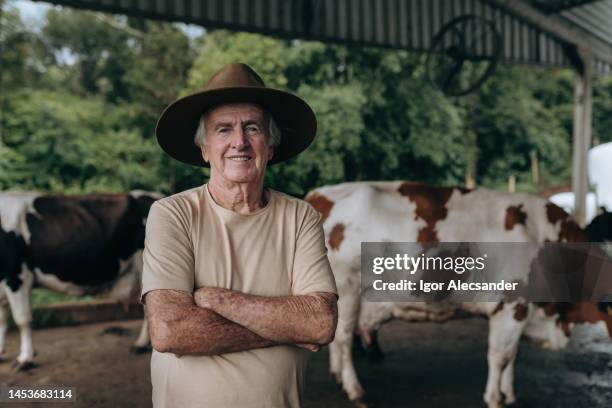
571,47 -> 593,227
489,0 -> 612,66
530,0 -> 603,14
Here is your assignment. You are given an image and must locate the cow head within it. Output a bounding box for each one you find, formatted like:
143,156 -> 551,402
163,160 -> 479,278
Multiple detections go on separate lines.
527,299 -> 611,347
129,191 -> 164,225
524,303 -> 571,350
559,301 -> 612,338
118,192 -> 162,259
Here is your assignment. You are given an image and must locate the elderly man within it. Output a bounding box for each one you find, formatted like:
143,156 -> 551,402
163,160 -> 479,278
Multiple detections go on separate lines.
141,63 -> 338,408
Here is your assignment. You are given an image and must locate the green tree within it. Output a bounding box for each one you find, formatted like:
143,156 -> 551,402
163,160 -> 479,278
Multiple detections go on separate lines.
0,5 -> 49,91
471,65 -> 572,189
1,89 -> 163,192
42,9 -> 134,100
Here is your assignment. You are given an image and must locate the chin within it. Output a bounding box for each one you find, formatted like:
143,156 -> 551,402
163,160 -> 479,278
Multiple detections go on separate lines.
224,171 -> 258,183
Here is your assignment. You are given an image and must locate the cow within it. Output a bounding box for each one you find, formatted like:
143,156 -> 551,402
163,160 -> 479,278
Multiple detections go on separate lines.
356,205 -> 612,363
586,207 -> 612,243
0,190 -> 161,370
305,181 -> 612,408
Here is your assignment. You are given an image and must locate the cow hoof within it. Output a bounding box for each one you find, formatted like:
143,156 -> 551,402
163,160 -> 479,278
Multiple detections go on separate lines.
103,326 -> 132,336
484,401 -> 503,408
130,345 -> 152,355
330,371 -> 342,385
12,360 -> 36,371
504,395 -> 517,405
351,396 -> 371,408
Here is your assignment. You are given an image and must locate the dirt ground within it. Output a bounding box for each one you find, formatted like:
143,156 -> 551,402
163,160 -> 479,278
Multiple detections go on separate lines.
1,317 -> 611,408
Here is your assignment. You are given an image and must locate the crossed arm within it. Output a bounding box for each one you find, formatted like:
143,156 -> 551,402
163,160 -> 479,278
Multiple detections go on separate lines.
145,288 -> 337,356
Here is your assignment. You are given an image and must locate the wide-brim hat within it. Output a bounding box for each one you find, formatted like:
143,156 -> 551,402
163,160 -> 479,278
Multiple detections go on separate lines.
155,63 -> 317,167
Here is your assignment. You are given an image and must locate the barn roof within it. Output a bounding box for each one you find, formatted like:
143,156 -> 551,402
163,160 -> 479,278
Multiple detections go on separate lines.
32,0 -> 612,73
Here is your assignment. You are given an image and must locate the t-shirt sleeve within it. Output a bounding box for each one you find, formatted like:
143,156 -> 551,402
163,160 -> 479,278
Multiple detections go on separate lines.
291,204 -> 338,296
141,200 -> 195,303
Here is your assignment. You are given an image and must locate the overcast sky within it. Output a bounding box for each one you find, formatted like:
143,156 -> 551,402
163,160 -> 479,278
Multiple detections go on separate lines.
9,0 -> 51,28
7,0 -> 204,37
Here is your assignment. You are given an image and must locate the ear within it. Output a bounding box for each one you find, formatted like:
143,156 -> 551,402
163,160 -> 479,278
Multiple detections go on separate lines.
267,146 -> 274,161
201,146 -> 209,163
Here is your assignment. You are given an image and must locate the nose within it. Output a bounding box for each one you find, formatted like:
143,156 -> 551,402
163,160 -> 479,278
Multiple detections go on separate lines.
230,129 -> 250,149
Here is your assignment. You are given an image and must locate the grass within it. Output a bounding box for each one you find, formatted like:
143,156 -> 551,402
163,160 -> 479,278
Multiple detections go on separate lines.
31,288 -> 97,307
3,289 -> 98,329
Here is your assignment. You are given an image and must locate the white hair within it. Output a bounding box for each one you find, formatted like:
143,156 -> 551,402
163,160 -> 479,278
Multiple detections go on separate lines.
193,109 -> 282,150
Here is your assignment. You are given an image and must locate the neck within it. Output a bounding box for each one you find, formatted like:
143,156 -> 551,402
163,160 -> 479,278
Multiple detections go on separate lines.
207,177 -> 267,214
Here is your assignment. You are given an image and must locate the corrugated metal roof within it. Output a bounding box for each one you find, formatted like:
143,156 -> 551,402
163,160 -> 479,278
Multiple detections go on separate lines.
559,0 -> 612,47
30,0 -> 612,73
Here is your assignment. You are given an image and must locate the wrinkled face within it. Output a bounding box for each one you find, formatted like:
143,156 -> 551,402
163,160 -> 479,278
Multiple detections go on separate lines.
202,103 -> 273,185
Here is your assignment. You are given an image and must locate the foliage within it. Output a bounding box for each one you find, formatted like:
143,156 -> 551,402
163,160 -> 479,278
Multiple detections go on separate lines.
1,89 -> 163,192
2,5 -> 610,197
186,30 -> 290,91
471,65 -> 573,188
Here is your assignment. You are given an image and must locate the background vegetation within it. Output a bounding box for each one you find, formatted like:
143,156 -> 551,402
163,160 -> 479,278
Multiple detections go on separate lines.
2,3 -> 612,199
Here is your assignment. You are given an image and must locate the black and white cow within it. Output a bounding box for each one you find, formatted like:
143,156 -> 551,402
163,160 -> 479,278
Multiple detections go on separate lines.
0,190 -> 161,369
306,181 -> 612,408
586,207 -> 612,243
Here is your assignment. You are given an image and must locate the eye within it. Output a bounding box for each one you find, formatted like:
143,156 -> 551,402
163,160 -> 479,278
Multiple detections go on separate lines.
246,126 -> 261,134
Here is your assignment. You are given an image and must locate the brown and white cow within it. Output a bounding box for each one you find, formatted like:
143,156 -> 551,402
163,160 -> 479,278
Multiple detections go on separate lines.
0,190 -> 161,369
306,181 -> 612,408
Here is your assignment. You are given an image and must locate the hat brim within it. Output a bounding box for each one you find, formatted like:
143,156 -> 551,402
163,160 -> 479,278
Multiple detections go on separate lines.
155,87 -> 317,167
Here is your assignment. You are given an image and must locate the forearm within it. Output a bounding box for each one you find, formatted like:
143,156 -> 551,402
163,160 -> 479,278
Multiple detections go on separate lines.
145,290 -> 275,356
195,288 -> 337,345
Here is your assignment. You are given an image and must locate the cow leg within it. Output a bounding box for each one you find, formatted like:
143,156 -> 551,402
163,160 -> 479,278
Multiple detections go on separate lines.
0,300 -> 7,361
352,331 -> 366,359
329,337 -> 343,383
131,317 -> 151,354
3,269 -> 35,370
367,330 -> 384,362
484,303 -> 526,408
353,328 -> 384,362
332,265 -> 365,403
500,358 -> 517,405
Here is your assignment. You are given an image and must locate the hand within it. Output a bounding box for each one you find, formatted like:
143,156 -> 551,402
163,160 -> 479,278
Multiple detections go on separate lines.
296,343 -> 320,352
194,287 -> 229,309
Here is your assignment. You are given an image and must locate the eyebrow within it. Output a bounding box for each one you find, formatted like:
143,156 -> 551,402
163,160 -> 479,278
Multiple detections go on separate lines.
213,121 -> 234,130
242,120 -> 264,127
212,119 -> 264,130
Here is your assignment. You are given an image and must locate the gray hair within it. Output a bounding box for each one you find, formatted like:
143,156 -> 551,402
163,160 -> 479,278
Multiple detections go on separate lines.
193,110 -> 282,150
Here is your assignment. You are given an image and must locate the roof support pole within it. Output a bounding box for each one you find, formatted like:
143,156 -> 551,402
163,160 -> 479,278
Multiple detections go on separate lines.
571,47 -> 593,227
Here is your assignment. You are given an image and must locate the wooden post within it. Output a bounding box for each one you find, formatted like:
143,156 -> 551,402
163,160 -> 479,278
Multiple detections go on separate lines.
508,175 -> 516,193
465,170 -> 475,189
530,150 -> 539,185
571,48 -> 593,227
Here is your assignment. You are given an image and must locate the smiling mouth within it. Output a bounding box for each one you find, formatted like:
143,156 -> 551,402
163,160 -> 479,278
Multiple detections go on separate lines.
226,156 -> 252,162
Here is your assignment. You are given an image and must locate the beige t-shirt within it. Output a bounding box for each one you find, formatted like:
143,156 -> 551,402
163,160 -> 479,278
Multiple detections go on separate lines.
141,184 -> 337,408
